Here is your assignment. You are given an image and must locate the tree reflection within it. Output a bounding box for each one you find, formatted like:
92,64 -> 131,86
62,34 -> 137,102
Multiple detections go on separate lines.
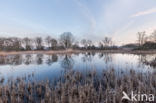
103,53 -> 112,64
7,55 -> 22,65
91,52 -> 95,56
98,53 -> 104,59
36,54 -> 43,65
46,54 -> 58,65
138,54 -> 147,68
139,54 -> 156,68
24,54 -> 32,65
99,53 -> 113,63
149,57 -> 156,68
81,53 -> 92,62
0,56 -> 6,65
60,54 -> 74,70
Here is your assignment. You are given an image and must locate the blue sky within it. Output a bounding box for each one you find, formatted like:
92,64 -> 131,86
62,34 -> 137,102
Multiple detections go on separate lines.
0,0 -> 156,45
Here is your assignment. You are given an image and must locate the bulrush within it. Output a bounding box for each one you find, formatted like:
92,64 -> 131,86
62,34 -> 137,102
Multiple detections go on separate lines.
0,77 -> 4,84
0,97 -> 3,103
38,84 -> 42,98
10,95 -> 16,103
45,85 -> 51,102
0,86 -> 2,97
0,69 -> 155,103
27,82 -> 32,92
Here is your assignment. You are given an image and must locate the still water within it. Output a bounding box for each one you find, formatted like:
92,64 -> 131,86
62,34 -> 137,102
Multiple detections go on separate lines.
0,53 -> 155,83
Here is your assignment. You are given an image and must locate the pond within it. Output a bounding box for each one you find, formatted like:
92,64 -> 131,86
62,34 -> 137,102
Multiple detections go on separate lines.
0,53 -> 155,83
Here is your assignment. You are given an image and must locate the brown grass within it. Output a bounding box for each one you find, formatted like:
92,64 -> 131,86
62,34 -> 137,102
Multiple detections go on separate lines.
0,69 -> 155,103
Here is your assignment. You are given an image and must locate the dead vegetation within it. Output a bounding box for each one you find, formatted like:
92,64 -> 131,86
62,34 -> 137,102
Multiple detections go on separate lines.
0,69 -> 155,103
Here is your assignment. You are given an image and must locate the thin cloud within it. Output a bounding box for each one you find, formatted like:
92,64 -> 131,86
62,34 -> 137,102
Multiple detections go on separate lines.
73,0 -> 96,32
131,7 -> 156,17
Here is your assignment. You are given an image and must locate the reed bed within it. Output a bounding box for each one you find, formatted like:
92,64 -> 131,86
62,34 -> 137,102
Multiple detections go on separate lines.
0,69 -> 155,103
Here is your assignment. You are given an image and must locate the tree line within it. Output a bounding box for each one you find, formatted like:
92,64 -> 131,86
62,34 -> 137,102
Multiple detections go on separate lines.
0,32 -> 116,51
1,30 -> 155,51
137,30 -> 156,50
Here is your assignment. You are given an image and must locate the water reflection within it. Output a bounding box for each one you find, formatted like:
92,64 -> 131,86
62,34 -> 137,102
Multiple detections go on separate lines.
60,54 -> 74,70
149,58 -> 156,68
46,54 -> 58,65
99,53 -> 104,58
140,54 -> 156,68
24,54 -> 32,65
103,53 -> 113,63
98,53 -> 113,64
138,54 -> 147,68
0,53 -> 155,83
0,53 -> 155,69
0,55 -> 22,65
10,55 -> 22,65
0,56 -> 6,65
36,54 -> 43,65
82,53 -> 92,62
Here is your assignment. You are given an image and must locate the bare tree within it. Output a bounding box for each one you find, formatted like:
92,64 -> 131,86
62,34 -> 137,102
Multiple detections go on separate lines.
87,40 -> 92,47
23,37 -> 32,50
0,38 -> 4,50
151,30 -> 156,42
59,32 -> 74,49
1,37 -> 23,51
12,37 -> 22,50
35,37 -> 43,50
103,37 -> 112,47
99,41 -> 103,49
72,41 -> 79,49
137,31 -> 146,46
45,36 -> 51,49
81,39 -> 88,49
45,36 -> 57,50
3,38 -> 11,50
81,39 -> 93,49
50,38 -> 57,49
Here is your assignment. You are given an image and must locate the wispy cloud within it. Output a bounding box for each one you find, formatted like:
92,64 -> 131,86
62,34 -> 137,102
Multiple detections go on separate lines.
131,7 -> 156,17
73,0 -> 96,32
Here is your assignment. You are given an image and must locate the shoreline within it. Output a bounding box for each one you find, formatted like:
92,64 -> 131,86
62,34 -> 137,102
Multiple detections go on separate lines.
0,49 -> 156,56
